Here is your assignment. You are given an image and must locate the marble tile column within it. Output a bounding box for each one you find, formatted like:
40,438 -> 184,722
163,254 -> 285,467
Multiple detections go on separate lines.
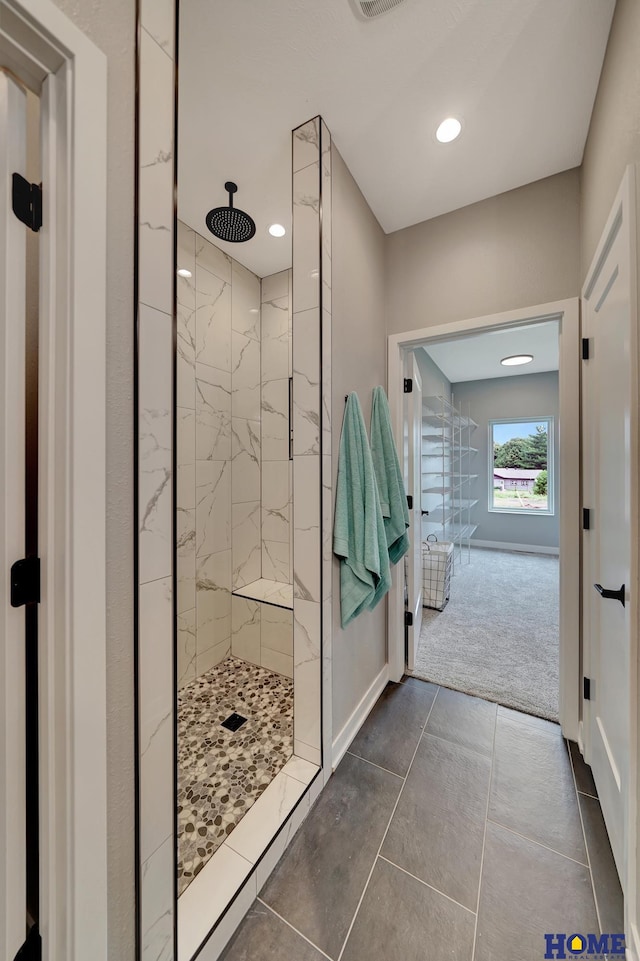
292,118 -> 332,768
136,6 -> 177,960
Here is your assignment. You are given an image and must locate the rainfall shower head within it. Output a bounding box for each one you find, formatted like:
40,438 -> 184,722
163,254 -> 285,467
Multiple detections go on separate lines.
205,182 -> 256,243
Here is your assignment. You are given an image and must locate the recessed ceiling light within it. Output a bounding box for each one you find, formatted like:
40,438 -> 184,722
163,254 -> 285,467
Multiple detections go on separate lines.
435,117 -> 462,143
177,268 -> 192,278
268,223 -> 286,237
249,308 -> 259,314
501,354 -> 534,367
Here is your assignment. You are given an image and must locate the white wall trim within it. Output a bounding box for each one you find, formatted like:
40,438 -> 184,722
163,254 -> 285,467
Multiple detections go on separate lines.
471,539 -> 559,555
332,664 -> 389,770
0,3 -> 108,960
387,298 -> 581,747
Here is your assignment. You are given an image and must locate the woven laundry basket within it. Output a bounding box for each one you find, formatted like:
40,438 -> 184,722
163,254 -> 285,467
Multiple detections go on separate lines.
422,536 -> 453,611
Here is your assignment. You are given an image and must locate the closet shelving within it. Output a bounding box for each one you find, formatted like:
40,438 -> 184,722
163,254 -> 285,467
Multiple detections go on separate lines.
421,393 -> 478,565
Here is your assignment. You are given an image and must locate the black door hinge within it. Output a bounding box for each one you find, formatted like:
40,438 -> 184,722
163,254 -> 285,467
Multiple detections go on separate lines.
582,337 -> 590,360
583,508 -> 591,530
583,677 -> 592,701
403,378 -> 413,393
407,494 -> 413,510
10,557 -> 41,608
404,610 -> 413,627
13,924 -> 41,961
12,174 -> 42,232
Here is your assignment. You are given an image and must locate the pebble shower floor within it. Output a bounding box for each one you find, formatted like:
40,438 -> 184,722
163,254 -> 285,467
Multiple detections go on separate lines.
177,656 -> 294,894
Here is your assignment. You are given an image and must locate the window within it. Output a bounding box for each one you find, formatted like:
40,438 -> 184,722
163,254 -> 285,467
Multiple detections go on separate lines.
489,417 -> 554,514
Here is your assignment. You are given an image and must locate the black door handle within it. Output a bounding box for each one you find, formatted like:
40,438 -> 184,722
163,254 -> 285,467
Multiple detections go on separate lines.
594,583 -> 625,607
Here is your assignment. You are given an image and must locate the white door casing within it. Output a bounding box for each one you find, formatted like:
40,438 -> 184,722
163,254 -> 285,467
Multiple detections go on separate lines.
386,301 -> 581,743
405,352 -> 423,671
582,165 -> 638,950
0,68 -> 27,961
1,2 -> 108,958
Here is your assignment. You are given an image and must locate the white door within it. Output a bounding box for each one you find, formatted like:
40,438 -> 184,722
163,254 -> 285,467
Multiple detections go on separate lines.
582,167 -> 636,913
0,70 -> 27,961
405,353 -> 423,671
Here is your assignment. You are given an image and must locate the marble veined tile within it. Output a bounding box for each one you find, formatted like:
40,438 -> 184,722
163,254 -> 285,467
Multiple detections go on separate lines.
139,304 -> 172,584
232,331 -> 261,422
261,269 -> 289,303
226,771 -> 307,864
231,596 -> 261,665
292,308 -> 320,456
262,378 -> 290,463
196,264 -> 232,372
178,607 -> 196,689
231,418 -> 261,504
263,540 -> 290,584
233,579 -> 294,610
196,549 -> 232,647
293,455 -> 320,603
292,161 -> 320,314
177,407 -> 195,511
196,232 -> 232,285
177,220 -> 195,276
261,603 -> 293,656
141,0 -> 175,58
262,461 -> 290,543
232,501 -> 261,590
196,460 -> 231,556
232,260 -> 261,341
196,638 -> 230,676
138,29 -> 174,317
196,363 -> 231,462
141,834 -> 174,961
293,116 -> 320,173
261,297 -> 289,382
177,295 -> 196,410
139,575 -> 174,867
293,598 -> 322,754
177,506 -> 196,615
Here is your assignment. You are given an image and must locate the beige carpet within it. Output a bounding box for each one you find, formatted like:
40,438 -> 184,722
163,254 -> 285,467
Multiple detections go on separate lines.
412,547 -> 559,721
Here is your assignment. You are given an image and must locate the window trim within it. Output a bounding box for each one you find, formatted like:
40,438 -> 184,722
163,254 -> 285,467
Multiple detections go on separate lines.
488,415 -> 555,516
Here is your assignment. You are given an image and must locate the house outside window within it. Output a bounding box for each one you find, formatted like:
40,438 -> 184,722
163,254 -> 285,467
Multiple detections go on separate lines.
489,417 -> 554,515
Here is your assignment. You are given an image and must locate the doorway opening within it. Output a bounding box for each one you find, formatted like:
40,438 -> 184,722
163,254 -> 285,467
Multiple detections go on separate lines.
409,320 -> 561,721
387,299 -> 580,743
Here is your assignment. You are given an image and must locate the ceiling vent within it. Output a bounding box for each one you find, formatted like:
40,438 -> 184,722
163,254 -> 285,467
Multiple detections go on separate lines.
350,0 -> 407,19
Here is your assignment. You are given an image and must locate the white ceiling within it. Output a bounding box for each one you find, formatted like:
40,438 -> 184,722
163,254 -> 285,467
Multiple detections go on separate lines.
178,0 -> 615,278
422,321 -> 559,383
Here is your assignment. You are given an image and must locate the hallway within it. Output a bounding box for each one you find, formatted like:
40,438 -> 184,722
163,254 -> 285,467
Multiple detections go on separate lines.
221,678 -> 623,961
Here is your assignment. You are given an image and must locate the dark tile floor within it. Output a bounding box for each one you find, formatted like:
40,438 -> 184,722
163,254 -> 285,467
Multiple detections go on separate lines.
220,679 -> 624,961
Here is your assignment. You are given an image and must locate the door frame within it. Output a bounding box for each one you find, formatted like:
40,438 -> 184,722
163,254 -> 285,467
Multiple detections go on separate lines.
581,165 -> 639,958
0,2 -> 108,959
387,298 -> 581,742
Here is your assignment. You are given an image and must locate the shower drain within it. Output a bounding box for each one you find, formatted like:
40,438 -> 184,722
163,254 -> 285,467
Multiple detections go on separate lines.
221,712 -> 248,732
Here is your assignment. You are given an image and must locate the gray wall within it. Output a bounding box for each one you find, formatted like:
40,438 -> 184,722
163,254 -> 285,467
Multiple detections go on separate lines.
581,0 -> 640,277
331,146 -> 388,739
50,3 -> 136,960
414,347 -> 451,403
451,372 -> 560,550
385,169 -> 581,334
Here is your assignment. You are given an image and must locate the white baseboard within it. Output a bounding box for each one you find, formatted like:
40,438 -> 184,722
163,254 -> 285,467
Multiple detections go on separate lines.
332,664 -> 389,770
472,539 -> 559,556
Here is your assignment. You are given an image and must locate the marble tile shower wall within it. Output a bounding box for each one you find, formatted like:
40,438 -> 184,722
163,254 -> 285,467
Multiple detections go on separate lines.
177,219 -> 261,686
177,221 -> 293,686
137,7 -> 176,959
261,269 -> 293,584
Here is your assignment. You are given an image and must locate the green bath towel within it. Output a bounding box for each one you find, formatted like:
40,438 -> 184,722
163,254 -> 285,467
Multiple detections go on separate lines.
370,385 -> 410,564
333,392 -> 391,628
